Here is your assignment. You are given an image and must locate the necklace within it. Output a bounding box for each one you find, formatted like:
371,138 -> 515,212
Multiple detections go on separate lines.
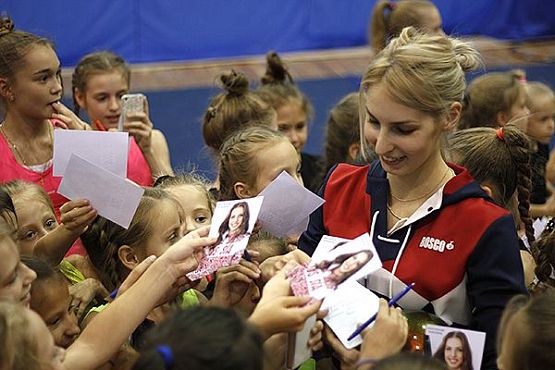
387,204 -> 405,220
0,123 -> 53,166
390,166 -> 454,203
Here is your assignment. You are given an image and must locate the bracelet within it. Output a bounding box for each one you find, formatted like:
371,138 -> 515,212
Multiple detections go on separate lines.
356,358 -> 377,368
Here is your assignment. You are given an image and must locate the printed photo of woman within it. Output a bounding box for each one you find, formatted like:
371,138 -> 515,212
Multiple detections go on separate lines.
216,201 -> 250,246
313,249 -> 373,288
433,331 -> 474,370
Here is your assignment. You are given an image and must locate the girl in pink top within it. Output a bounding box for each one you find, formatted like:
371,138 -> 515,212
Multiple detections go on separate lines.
0,17 -> 95,258
72,51 -> 173,184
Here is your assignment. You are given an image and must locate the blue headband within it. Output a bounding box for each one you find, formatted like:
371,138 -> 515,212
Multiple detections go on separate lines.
156,345 -> 174,369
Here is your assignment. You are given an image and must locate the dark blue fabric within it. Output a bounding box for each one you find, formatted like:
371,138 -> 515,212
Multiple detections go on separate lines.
5,0 -> 555,65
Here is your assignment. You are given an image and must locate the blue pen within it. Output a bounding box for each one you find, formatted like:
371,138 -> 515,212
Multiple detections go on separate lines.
109,288 -> 119,300
347,282 -> 415,341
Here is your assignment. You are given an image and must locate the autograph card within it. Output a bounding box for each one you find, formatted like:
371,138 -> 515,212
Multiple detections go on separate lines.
186,197 -> 263,280
425,325 -> 486,370
287,233 -> 381,300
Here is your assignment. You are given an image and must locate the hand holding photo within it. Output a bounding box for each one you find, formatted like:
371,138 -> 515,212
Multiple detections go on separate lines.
287,233 -> 381,300
425,325 -> 486,370
186,197 -> 263,281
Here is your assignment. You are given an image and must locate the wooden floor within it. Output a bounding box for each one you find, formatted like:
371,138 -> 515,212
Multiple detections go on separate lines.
61,37 -> 555,93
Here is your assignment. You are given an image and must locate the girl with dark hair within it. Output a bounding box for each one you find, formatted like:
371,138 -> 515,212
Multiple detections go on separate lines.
433,331 -> 473,370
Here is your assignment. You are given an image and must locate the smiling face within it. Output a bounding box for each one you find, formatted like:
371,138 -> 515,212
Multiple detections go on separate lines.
364,82 -> 445,178
276,100 -> 308,152
444,337 -> 464,370
31,278 -> 80,348
228,206 -> 246,236
166,185 -> 212,235
75,71 -> 129,129
338,251 -> 370,274
7,44 -> 62,120
14,198 -> 58,255
0,237 -> 36,307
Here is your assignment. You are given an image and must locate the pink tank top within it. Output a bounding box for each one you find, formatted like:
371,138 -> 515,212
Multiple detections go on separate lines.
127,137 -> 153,187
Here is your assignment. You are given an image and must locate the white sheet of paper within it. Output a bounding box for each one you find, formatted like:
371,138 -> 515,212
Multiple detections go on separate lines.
53,130 -> 129,177
286,314 -> 316,369
258,171 -> 324,238
58,154 -> 144,229
322,281 -> 380,349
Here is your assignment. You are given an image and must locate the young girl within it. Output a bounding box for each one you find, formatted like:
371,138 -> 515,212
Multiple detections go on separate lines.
447,126 -> 537,287
525,82 -> 555,218
369,0 -> 444,52
202,70 -> 277,155
154,172 -> 214,235
496,292 -> 555,369
24,256 -> 81,349
256,51 -> 321,192
0,16 -> 90,223
0,226 -> 217,370
72,51 -> 173,183
219,126 -> 302,201
459,69 -> 530,130
298,27 -> 526,369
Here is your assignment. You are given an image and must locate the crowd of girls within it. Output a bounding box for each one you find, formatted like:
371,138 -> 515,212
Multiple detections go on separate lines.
2,3 -> 555,369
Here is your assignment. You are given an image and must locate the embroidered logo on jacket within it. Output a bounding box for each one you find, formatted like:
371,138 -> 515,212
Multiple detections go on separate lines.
419,236 -> 454,252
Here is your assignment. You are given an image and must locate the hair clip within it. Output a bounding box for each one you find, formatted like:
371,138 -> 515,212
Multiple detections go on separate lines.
207,106 -> 218,119
495,127 -> 505,142
156,345 -> 174,369
546,218 -> 555,233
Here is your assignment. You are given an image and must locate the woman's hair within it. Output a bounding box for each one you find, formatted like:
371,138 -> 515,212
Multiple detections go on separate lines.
359,27 -> 482,160
459,69 -> 527,129
202,70 -> 276,153
81,188 -> 180,292
0,15 -> 53,83
447,126 -> 534,244
256,51 -> 314,120
216,202 -> 250,244
433,331 -> 474,370
497,293 -> 555,370
370,0 -> 439,52
0,300 -> 42,370
323,92 -> 360,173
373,352 -> 447,370
132,306 -> 263,370
154,171 -> 215,213
71,50 -> 130,116
219,126 -> 288,201
0,179 -> 55,215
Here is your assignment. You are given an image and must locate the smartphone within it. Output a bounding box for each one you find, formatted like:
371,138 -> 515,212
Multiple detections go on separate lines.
118,93 -> 146,131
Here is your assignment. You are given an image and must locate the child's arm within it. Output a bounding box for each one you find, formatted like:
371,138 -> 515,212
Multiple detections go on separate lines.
34,199 -> 96,265
530,195 -> 555,218
62,227 -> 216,370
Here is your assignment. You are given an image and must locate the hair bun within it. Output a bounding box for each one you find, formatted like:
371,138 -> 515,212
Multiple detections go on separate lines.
451,39 -> 482,72
219,70 -> 249,96
261,51 -> 293,85
0,16 -> 14,37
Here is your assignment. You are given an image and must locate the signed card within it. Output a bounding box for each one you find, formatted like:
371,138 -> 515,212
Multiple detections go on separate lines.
288,233 -> 381,300
186,197 -> 263,280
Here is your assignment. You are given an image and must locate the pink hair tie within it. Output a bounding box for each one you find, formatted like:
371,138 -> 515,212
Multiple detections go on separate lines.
496,127 -> 505,141
518,75 -> 527,84
387,2 -> 397,10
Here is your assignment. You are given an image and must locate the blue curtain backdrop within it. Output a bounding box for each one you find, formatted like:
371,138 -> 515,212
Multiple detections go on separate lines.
5,0 -> 555,66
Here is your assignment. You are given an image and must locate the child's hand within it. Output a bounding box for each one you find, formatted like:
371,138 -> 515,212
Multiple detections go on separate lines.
323,324 -> 360,369
60,199 -> 97,235
308,317 -> 326,351
69,278 -> 109,319
359,299 -> 408,363
259,250 -> 308,283
51,101 -> 91,130
210,258 -> 261,308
